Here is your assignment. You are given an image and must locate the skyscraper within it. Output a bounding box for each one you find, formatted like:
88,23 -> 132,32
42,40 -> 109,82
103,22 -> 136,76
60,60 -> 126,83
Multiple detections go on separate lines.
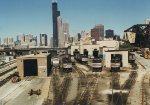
52,0 -> 60,48
63,22 -> 69,42
91,24 -> 104,43
105,29 -> 114,38
57,16 -> 64,48
145,19 -> 150,24
77,33 -> 81,41
3,37 -> 14,45
40,34 -> 48,46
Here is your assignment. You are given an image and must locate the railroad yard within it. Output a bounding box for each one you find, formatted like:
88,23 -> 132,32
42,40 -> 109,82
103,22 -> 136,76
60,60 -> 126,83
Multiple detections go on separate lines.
0,53 -> 150,105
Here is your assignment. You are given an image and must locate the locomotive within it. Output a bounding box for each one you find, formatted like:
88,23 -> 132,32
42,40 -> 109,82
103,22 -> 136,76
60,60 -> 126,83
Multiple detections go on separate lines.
91,58 -> 102,72
62,57 -> 72,73
91,49 -> 103,72
74,49 -> 88,64
51,57 -> 60,67
110,54 -> 121,72
128,53 -> 135,63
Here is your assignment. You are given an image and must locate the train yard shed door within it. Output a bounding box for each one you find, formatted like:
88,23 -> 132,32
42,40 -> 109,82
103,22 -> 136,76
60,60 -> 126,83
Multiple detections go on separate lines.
23,59 -> 38,76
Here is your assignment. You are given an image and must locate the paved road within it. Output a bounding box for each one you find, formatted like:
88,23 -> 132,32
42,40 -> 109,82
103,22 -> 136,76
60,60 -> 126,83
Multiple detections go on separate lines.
0,77 -> 51,105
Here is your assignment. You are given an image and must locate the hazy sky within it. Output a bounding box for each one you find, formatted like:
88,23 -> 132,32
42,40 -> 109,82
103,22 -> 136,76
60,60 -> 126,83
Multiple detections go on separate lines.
0,0 -> 150,40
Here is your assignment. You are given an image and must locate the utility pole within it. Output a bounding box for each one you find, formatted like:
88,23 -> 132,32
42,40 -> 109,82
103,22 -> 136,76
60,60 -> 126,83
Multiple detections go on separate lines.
111,72 -> 114,105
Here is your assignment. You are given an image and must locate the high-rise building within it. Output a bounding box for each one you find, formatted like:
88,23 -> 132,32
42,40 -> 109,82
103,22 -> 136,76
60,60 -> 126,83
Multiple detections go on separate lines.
52,0 -> 60,48
145,19 -> 150,24
91,24 -> 104,43
50,37 -> 53,48
16,34 -> 37,46
57,16 -> 64,48
3,37 -> 14,45
105,29 -> 114,38
40,34 -> 48,46
63,22 -> 69,42
0,38 -> 1,45
77,33 -> 81,41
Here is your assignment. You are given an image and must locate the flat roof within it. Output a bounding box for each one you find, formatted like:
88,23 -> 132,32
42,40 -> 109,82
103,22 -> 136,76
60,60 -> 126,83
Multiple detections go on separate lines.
105,50 -> 128,52
17,53 -> 50,59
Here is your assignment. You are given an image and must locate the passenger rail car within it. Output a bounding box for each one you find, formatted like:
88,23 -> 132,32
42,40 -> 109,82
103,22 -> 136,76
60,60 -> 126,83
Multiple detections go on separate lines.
76,54 -> 88,64
91,58 -> 102,72
62,57 -> 72,73
110,54 -> 121,72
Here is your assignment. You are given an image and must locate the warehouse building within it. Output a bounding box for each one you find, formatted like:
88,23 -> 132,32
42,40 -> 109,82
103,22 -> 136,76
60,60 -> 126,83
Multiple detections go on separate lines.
17,53 -> 51,78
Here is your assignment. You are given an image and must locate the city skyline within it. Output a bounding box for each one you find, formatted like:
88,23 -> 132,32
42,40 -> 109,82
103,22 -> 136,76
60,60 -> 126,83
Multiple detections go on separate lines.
0,0 -> 150,39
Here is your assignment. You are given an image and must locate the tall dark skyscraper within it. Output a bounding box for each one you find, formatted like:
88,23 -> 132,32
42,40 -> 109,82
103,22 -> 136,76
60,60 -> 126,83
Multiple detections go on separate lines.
52,0 -> 60,48
105,29 -> 114,38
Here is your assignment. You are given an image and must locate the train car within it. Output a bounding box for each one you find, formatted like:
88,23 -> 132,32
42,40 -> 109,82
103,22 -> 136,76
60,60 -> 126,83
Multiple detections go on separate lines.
110,54 -> 121,72
62,57 -> 72,73
71,55 -> 75,65
52,57 -> 60,67
79,54 -> 88,64
91,58 -> 102,72
77,49 -> 88,64
128,53 -> 135,63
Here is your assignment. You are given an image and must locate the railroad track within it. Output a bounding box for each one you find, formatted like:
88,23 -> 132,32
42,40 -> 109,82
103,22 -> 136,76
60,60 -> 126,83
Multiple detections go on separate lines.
0,65 -> 17,77
0,65 -> 17,87
74,77 -> 98,105
73,65 -> 86,78
142,71 -> 150,105
109,71 -> 138,105
0,76 -> 34,104
73,65 -> 87,87
53,67 -> 72,105
0,60 -> 16,69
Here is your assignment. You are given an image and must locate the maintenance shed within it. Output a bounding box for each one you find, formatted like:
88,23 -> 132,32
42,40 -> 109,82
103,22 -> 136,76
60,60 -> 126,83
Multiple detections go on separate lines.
105,50 -> 129,68
17,53 -> 51,78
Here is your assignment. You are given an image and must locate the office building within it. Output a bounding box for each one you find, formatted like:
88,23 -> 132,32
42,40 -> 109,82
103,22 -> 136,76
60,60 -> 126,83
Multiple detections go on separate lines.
0,38 -> 1,45
40,34 -> 48,46
3,37 -> 14,45
52,0 -> 60,47
77,33 -> 81,41
145,19 -> 150,24
16,34 -> 37,46
91,24 -> 104,43
63,22 -> 69,42
57,16 -> 64,48
105,29 -> 114,38
50,37 -> 53,48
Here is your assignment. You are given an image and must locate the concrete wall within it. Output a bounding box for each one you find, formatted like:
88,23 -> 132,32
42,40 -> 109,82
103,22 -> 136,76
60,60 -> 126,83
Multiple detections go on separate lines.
70,44 -> 116,56
96,40 -> 119,49
105,51 -> 129,68
70,45 -> 79,55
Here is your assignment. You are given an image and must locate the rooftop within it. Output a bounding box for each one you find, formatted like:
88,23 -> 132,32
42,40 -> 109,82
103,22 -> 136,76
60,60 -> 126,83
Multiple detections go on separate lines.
17,53 -> 50,59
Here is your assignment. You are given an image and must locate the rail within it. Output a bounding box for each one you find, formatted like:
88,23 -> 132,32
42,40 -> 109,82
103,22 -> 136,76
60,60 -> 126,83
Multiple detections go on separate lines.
53,66 -> 72,105
110,71 -> 137,105
74,77 -> 98,105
